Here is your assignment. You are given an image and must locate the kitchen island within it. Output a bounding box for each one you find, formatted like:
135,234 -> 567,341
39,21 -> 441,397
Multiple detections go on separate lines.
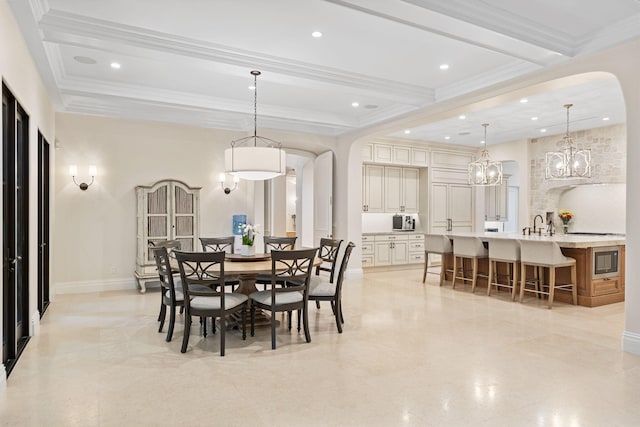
441,232 -> 625,307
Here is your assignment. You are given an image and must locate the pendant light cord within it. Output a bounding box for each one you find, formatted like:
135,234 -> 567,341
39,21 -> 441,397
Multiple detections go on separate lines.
251,70 -> 261,146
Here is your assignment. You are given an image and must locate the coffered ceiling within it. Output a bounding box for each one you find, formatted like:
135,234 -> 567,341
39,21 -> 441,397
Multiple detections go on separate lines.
8,0 -> 640,146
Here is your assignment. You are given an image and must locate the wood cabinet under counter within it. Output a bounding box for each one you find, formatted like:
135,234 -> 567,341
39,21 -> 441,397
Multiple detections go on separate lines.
362,233 -> 425,267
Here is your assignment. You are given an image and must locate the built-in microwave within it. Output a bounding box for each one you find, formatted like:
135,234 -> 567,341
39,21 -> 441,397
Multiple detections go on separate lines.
592,246 -> 620,279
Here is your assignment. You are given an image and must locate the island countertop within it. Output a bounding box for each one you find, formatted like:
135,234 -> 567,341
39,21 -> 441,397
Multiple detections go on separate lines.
444,231 -> 625,249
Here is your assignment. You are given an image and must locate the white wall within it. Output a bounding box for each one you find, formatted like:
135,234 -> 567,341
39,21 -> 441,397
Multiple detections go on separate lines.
53,113 -> 335,290
1,0 -> 56,381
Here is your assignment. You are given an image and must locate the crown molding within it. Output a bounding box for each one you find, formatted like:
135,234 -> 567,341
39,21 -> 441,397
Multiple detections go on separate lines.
37,9 -> 433,102
575,14 -> 640,55
401,0 -> 575,56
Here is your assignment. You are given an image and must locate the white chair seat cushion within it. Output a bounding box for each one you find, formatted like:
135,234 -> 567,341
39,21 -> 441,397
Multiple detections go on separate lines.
165,289 -> 184,301
309,277 -> 336,297
190,293 -> 248,310
249,290 -> 303,306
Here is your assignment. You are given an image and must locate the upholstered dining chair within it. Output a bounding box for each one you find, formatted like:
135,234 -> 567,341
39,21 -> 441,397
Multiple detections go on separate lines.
152,246 -> 187,342
422,234 -> 454,286
174,250 -> 248,356
249,248 -> 317,350
311,238 -> 342,309
451,236 -> 489,293
200,236 -> 240,291
308,242 -> 354,333
256,236 -> 298,289
519,240 -> 577,309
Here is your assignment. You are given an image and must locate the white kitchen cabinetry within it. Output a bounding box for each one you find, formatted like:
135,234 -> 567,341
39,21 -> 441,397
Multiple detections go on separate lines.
361,142 -> 429,167
407,234 -> 425,264
374,234 -> 409,266
362,164 -> 385,212
431,182 -> 473,233
361,235 -> 374,267
484,179 -> 508,221
384,167 -> 419,213
135,179 -> 201,293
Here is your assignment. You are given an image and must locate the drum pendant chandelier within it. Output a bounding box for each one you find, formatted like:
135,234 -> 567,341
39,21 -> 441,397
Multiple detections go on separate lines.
545,104 -> 591,180
224,70 -> 286,181
468,123 -> 503,186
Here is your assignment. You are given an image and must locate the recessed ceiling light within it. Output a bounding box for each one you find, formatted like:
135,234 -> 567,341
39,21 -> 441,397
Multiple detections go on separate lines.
603,117 -> 610,121
351,102 -> 359,107
520,98 -> 528,103
480,140 -> 485,144
311,31 -> 323,38
439,64 -> 449,70
531,117 -> 538,121
459,115 -> 466,120
248,85 -> 256,90
110,62 -> 121,69
444,136 -> 451,140
404,130 -> 411,134
540,129 -> 547,133
73,56 -> 96,65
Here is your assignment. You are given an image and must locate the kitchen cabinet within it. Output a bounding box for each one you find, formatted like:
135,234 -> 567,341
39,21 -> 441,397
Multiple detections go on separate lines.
362,233 -> 425,267
431,183 -> 473,233
384,166 -> 419,213
135,179 -> 201,292
374,234 -> 408,266
362,164 -> 385,212
361,142 -> 430,166
484,179 -> 508,221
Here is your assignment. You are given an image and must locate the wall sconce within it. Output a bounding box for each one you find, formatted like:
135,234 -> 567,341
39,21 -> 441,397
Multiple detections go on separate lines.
219,173 -> 239,194
70,165 -> 96,190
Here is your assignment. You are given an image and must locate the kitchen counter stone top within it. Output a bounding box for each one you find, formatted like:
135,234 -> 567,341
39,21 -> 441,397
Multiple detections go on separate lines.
446,231 -> 625,248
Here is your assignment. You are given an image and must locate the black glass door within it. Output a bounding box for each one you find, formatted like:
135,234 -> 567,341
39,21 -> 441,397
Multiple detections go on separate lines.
38,132 -> 50,317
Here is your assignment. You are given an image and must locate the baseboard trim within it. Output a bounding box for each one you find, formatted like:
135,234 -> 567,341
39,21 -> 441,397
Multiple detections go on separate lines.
54,278 -> 137,294
0,364 -> 6,393
31,310 -> 41,336
622,331 -> 640,355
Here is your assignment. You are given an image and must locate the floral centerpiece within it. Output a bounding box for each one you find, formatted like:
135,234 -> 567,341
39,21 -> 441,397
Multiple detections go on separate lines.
240,223 -> 260,255
558,209 -> 573,233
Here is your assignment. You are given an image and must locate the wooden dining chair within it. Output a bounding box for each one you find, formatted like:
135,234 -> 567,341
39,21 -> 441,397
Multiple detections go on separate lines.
256,236 -> 297,289
174,250 -> 248,356
311,238 -> 343,309
249,248 -> 317,350
200,236 -> 240,291
151,246 -> 184,342
308,242 -> 354,333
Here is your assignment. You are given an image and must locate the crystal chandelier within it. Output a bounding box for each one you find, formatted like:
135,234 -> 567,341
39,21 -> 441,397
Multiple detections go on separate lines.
224,70 -> 286,181
545,104 -> 591,180
468,123 -> 503,186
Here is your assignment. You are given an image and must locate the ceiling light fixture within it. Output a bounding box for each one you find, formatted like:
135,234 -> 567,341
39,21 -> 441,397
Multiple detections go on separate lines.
352,102 -> 360,107
603,117 -> 610,121
520,98 -> 528,103
544,104 -> 591,180
439,64 -> 449,70
540,128 -> 547,133
531,117 -> 538,121
311,31 -> 323,38
404,130 -> 411,134
459,115 -> 466,120
110,62 -> 121,69
468,123 -> 502,186
224,70 -> 286,181
444,136 -> 451,140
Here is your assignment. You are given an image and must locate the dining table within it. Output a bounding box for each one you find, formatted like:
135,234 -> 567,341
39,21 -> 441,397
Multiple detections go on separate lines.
223,252 -> 322,326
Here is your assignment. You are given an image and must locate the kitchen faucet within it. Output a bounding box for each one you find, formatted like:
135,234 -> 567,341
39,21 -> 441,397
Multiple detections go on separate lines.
533,214 -> 544,234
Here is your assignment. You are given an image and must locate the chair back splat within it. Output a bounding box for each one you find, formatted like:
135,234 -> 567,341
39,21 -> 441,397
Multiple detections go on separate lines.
174,250 -> 248,356
200,237 -> 235,254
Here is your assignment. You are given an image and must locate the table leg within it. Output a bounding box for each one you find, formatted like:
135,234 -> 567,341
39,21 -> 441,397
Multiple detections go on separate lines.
232,274 -> 278,327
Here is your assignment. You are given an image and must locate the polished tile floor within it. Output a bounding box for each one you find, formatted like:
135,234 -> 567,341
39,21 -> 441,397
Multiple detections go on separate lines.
2,266 -> 640,426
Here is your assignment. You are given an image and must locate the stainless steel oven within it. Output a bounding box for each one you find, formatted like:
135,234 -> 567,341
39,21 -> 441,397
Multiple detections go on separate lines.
592,246 -> 620,279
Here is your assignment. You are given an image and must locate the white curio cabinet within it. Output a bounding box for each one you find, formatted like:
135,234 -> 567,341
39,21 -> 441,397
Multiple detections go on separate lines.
134,179 -> 201,292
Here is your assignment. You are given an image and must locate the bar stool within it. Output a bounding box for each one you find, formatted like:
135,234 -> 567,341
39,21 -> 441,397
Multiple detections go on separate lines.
451,236 -> 488,293
519,240 -> 577,309
422,234 -> 454,286
486,238 -> 520,299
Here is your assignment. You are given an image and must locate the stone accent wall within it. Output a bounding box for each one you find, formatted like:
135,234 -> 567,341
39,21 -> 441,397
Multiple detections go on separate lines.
528,123 -> 626,229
